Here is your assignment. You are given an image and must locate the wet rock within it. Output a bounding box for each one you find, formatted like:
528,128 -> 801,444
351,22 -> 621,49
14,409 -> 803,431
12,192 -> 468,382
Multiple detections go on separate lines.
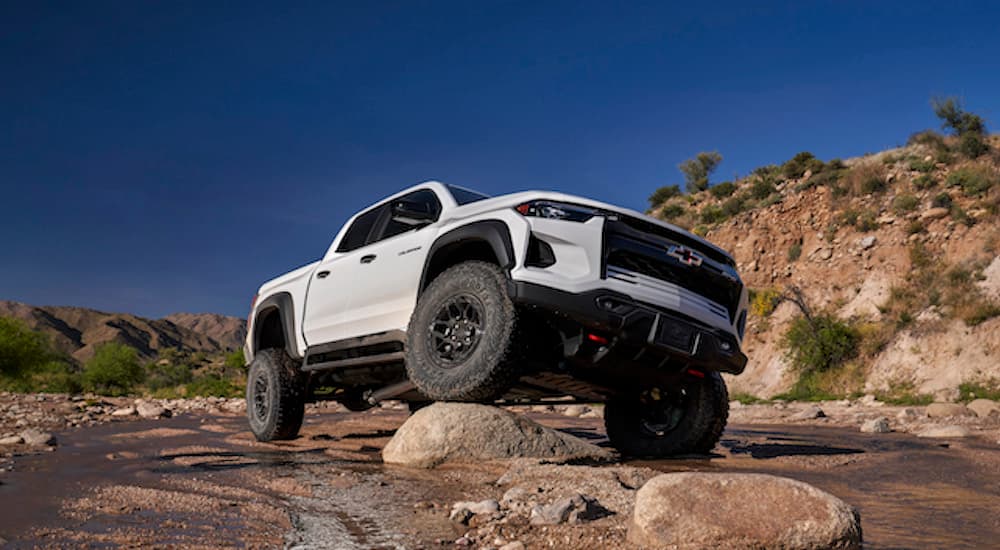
20,429 -> 56,447
860,417 -> 891,433
916,425 -> 971,438
0,435 -> 23,445
381,403 -> 613,468
967,399 -> 1000,418
529,494 -> 608,525
136,402 -> 170,419
790,405 -> 826,420
629,473 -> 861,550
111,406 -> 137,417
926,403 -> 973,418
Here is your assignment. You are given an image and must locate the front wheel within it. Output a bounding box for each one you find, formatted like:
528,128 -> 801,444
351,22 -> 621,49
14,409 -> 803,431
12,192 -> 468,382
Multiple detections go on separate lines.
405,261 -> 521,401
604,372 -> 729,457
246,348 -> 306,441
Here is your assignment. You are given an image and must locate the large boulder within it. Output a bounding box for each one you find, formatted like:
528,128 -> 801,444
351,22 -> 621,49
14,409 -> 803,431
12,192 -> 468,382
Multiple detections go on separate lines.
628,473 -> 861,550
926,403 -> 972,418
967,398 -> 999,418
382,403 -> 613,468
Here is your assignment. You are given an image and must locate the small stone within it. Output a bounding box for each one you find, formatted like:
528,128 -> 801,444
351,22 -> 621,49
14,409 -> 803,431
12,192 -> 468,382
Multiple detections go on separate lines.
454,536 -> 472,546
966,399 -> 1000,418
790,405 -> 826,420
926,403 -> 973,418
111,406 -> 137,417
859,236 -> 877,250
561,404 -> 588,417
0,435 -> 23,445
860,417 -> 891,433
818,248 -> 834,261
896,408 -> 920,421
19,429 -> 56,447
529,494 -> 607,525
450,500 -> 500,523
916,425 -> 970,438
921,207 -> 950,221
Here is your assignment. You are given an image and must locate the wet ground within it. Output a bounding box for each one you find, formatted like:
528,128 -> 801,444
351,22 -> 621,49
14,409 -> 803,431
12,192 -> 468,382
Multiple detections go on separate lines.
0,408 -> 997,548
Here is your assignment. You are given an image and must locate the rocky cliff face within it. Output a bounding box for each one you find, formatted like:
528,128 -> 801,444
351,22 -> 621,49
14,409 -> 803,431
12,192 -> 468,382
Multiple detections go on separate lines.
0,301 -> 246,362
654,137 -> 1000,399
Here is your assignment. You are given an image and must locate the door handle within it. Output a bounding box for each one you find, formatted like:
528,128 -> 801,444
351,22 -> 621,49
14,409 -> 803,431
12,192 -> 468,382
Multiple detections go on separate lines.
316,270 -> 330,279
360,254 -> 377,264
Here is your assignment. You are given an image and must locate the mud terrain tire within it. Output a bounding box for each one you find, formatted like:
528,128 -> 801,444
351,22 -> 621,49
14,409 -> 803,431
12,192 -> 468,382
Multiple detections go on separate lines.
604,372 -> 729,457
405,261 -> 520,401
246,348 -> 306,441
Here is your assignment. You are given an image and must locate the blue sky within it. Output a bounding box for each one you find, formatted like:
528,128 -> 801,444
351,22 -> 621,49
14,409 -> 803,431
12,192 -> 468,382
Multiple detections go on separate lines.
2,1 -> 999,318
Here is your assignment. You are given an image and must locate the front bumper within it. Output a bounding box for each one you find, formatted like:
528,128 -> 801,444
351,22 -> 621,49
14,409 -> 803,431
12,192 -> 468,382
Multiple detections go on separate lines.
511,281 -> 747,375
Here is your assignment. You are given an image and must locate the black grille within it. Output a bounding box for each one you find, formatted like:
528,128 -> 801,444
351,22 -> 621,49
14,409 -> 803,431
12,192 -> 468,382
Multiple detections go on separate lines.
604,222 -> 742,321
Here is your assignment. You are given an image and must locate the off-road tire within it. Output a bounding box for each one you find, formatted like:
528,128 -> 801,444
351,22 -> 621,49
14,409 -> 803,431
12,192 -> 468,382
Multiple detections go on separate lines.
246,348 -> 306,441
405,261 -> 519,401
604,372 -> 729,457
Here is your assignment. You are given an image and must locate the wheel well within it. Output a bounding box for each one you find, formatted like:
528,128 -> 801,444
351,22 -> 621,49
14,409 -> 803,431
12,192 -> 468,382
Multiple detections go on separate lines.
421,240 -> 500,291
255,308 -> 286,352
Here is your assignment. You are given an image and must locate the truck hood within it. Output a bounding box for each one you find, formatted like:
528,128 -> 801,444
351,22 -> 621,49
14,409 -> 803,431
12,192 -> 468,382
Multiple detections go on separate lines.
448,190 -> 735,262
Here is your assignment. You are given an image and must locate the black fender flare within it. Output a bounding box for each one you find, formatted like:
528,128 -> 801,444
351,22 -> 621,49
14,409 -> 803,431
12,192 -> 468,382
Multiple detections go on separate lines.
252,292 -> 302,359
419,220 -> 516,293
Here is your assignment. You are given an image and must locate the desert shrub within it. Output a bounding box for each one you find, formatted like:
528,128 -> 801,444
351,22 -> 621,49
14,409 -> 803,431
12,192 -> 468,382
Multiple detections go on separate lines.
224,349 -> 246,370
843,163 -> 888,196
957,379 -> 1000,403
709,181 -> 737,198
730,393 -> 766,405
907,129 -> 947,150
931,193 -> 953,209
788,242 -> 802,262
750,178 -> 777,200
905,220 -> 926,235
0,317 -> 53,378
913,174 -> 937,190
782,151 -> 825,179
750,288 -> 783,317
783,314 -> 860,375
82,343 -> 144,396
648,184 -> 682,208
950,205 -> 974,226
856,210 -> 878,232
839,209 -> 860,226
875,382 -> 934,406
909,158 -> 936,173
660,203 -> 685,220
185,374 -> 242,398
679,152 -> 723,193
826,158 -> 846,171
947,166 -> 997,197
959,133 -> 990,159
892,193 -> 920,213
860,172 -> 887,194
962,302 -> 1000,326
798,169 -> 841,191
699,205 -> 726,224
146,362 -> 194,391
932,97 -> 990,159
720,195 -> 747,217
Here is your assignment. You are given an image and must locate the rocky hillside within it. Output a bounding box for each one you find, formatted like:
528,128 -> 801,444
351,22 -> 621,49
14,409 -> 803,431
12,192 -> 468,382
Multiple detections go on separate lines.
0,301 -> 246,363
653,134 -> 1000,400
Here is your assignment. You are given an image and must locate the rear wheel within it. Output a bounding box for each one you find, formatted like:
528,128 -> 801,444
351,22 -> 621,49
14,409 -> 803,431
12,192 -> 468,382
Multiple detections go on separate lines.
246,348 -> 306,441
604,372 -> 729,457
405,261 -> 520,401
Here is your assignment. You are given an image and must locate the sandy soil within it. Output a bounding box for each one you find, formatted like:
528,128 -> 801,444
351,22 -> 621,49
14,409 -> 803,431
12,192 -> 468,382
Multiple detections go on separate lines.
0,402 -> 998,549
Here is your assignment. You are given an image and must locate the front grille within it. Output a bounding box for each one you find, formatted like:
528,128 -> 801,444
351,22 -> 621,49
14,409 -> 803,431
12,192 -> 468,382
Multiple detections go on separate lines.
603,220 -> 742,321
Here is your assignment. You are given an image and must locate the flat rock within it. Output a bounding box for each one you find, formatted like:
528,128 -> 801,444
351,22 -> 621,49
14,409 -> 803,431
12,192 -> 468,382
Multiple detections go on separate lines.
966,399 -> 1000,418
860,417 -> 891,433
790,405 -> 826,420
926,403 -> 973,418
381,403 -> 613,468
20,429 -> 56,447
136,402 -> 170,419
111,406 -> 137,417
0,435 -> 24,445
628,473 -> 861,550
921,207 -> 950,220
916,425 -> 971,438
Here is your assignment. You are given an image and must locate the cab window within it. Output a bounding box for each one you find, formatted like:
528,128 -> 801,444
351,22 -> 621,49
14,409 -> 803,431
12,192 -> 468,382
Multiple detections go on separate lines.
374,189 -> 441,242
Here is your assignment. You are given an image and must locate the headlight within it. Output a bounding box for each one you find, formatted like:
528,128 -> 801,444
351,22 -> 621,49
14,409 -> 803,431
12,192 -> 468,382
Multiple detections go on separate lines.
514,200 -> 609,222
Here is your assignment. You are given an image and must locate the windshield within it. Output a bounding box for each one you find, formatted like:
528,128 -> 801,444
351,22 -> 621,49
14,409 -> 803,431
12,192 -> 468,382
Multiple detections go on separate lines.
447,184 -> 490,205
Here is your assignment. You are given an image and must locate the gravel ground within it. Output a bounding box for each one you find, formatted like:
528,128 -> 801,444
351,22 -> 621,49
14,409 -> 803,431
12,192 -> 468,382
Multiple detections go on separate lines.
0,395 -> 998,548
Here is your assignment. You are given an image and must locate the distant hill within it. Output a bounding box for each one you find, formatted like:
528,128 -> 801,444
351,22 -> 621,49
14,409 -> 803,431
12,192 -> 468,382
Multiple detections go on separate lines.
0,300 -> 246,363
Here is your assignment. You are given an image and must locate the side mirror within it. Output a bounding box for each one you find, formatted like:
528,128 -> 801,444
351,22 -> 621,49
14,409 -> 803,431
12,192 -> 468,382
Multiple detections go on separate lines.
391,200 -> 436,226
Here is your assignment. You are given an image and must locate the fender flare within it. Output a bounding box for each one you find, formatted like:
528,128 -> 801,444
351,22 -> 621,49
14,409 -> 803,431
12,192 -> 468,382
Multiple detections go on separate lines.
252,292 -> 302,359
419,220 -> 516,292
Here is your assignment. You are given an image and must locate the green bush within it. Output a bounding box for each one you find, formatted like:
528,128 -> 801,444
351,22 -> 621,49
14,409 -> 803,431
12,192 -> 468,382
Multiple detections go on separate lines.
0,317 -> 54,378
931,192 -> 953,209
750,288 -> 783,317
947,166 -> 997,197
83,343 -> 144,396
909,158 -> 936,173
648,184 -> 682,208
913,174 -> 937,190
892,194 -> 920,213
905,220 -> 926,235
660,203 -> 685,219
224,349 -> 246,370
907,129 -> 947,150
788,243 -> 802,262
959,134 -> 990,159
782,152 -> 825,179
699,205 -> 726,224
679,151 -> 723,193
783,314 -> 860,375
146,361 -> 194,391
751,178 -> 777,200
709,181 -> 737,198
860,173 -> 887,194
720,195 -> 747,217
186,374 -> 242,398
957,379 -> 1000,403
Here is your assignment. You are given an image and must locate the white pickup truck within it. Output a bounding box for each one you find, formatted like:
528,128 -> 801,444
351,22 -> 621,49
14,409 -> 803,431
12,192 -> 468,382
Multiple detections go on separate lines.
244,181 -> 748,456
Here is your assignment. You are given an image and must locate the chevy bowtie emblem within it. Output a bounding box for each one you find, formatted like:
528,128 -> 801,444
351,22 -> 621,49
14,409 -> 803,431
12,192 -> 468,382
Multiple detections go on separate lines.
667,245 -> 703,267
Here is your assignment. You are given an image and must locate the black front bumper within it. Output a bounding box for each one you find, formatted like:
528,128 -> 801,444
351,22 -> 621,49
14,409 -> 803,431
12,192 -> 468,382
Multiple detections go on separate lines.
510,281 -> 747,375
